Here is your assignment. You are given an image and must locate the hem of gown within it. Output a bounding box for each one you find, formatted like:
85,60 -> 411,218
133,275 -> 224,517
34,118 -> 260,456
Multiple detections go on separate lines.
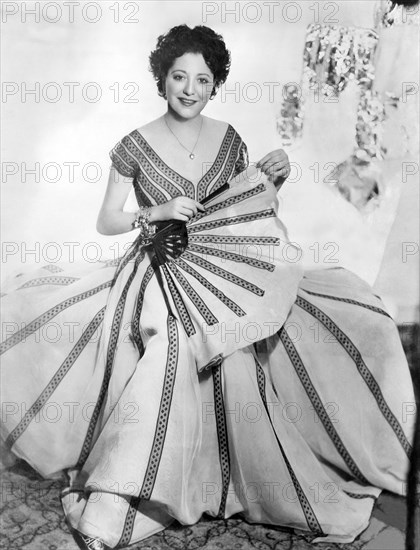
81,517 -> 175,549
75,512 -> 371,548
311,517 -> 371,544
234,504 -> 375,545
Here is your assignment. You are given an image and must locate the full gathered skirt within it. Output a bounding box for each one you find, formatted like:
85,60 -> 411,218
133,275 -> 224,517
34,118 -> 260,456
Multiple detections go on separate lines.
0,247 -> 415,546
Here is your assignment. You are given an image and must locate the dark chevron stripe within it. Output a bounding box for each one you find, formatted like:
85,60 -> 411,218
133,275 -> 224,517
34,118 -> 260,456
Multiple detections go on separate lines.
161,265 -> 195,336
167,263 -> 218,326
76,251 -> 146,468
17,276 -> 79,289
188,243 -> 275,271
139,315 -> 179,498
111,243 -> 144,287
0,281 -> 112,355
296,295 -> 412,457
182,251 -> 264,296
118,315 -> 180,548
174,257 -> 246,316
42,264 -> 64,273
188,209 -> 276,234
212,362 -> 231,519
278,327 -> 369,484
192,183 -> 266,223
5,308 -> 106,449
300,289 -> 392,319
131,263 -> 155,356
344,491 -> 377,500
254,359 -> 324,535
197,125 -> 238,202
189,234 -> 280,245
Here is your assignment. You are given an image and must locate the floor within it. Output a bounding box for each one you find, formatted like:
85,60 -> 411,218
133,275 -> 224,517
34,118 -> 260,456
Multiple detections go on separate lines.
0,460 -> 410,550
1,325 -> 418,550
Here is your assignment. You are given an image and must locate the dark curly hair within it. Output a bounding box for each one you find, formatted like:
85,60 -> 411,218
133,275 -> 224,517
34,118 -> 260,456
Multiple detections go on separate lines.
149,25 -> 231,99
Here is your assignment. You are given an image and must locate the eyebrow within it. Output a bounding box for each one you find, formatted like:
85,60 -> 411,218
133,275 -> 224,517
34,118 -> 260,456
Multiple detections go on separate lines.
170,69 -> 212,77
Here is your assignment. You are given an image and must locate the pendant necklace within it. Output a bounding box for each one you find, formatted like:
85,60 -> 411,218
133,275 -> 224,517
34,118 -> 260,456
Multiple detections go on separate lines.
164,116 -> 203,160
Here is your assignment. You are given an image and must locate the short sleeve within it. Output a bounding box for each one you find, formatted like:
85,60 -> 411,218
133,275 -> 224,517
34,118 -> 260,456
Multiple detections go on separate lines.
109,134 -> 139,178
233,139 -> 249,178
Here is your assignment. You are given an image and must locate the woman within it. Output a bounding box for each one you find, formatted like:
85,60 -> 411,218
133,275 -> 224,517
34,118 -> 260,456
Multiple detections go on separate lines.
0,25 -> 415,550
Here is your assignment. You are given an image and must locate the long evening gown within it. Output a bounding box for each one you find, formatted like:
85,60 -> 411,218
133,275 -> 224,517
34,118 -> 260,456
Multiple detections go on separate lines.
0,125 -> 415,547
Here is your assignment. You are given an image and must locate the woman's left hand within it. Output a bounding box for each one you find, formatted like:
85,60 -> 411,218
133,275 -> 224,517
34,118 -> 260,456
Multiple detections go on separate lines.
257,149 -> 291,189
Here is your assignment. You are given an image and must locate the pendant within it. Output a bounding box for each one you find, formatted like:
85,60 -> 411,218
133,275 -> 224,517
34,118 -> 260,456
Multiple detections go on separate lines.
189,153 -> 195,160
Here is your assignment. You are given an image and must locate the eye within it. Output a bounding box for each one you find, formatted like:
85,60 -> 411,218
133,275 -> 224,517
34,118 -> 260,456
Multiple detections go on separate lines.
173,74 -> 184,81
198,78 -> 210,84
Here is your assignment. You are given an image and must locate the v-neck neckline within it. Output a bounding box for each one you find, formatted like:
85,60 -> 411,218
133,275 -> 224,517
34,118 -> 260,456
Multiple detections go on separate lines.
134,123 -> 232,188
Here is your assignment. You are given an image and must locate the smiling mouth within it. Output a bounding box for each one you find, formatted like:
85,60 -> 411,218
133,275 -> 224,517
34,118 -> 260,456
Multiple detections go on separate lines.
178,98 -> 197,106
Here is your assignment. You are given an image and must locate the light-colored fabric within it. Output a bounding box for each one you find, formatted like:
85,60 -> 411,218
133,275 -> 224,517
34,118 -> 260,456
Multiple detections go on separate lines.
0,130 -> 415,547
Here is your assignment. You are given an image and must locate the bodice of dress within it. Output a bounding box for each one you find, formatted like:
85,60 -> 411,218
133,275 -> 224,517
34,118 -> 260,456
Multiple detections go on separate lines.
109,124 -> 249,206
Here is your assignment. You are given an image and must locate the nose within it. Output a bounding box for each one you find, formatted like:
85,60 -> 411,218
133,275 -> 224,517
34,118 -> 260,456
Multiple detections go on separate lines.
183,77 -> 195,96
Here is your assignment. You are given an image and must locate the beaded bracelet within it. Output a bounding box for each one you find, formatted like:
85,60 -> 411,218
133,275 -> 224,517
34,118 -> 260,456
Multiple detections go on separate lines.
131,206 -> 156,242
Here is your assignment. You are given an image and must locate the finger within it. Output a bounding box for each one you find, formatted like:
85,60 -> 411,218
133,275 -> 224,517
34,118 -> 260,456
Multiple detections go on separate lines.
260,165 -> 285,180
258,153 -> 285,168
271,168 -> 289,180
269,168 -> 290,183
179,206 -> 196,218
181,198 -> 203,213
271,162 -> 289,174
264,164 -> 290,178
172,213 -> 190,222
259,160 -> 284,175
265,158 -> 289,170
256,153 -> 273,170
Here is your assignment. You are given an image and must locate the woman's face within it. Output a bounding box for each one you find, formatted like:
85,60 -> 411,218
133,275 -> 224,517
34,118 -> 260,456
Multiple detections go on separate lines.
164,52 -> 214,120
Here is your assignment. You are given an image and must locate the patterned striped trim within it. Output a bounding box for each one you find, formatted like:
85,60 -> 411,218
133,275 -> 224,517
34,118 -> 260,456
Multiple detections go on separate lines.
136,146 -> 185,202
278,327 -> 369,484
189,234 -> 280,246
296,296 -> 412,457
76,252 -> 146,467
140,315 -> 179,498
254,359 -> 324,535
161,265 -> 195,337
344,491 -> 377,500
188,243 -> 275,272
212,362 -> 231,518
182,251 -> 264,296
110,244 -> 143,287
0,281 -> 112,355
100,258 -> 122,268
111,127 -> 245,212
138,166 -> 173,204
191,183 -> 266,223
131,263 -> 155,356
174,258 -> 246,317
300,289 -> 392,319
5,308 -> 106,449
131,130 -> 195,198
132,137 -> 189,200
188,209 -> 276,235
42,264 -> 64,273
107,314 -> 181,547
17,276 -> 79,289
167,263 -> 218,326
109,135 -> 139,178
197,126 -> 238,202
117,495 -> 140,548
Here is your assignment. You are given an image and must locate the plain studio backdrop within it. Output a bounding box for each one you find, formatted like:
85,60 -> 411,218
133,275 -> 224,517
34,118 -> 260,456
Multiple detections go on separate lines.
1,0 -> 419,323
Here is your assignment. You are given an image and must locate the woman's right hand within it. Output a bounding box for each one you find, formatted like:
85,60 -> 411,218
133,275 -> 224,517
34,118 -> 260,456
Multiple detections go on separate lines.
150,196 -> 205,223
